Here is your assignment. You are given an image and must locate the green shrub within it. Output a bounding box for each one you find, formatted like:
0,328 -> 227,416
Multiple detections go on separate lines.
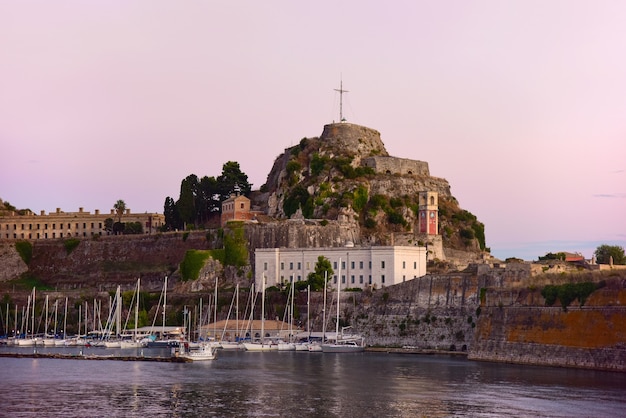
63,238 -> 81,255
179,250 -> 211,281
15,241 -> 33,264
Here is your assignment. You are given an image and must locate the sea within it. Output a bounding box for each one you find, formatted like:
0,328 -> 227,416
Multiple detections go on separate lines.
0,345 -> 624,417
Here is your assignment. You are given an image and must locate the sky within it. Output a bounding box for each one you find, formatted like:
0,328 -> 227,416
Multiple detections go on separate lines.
1,1 -> 625,261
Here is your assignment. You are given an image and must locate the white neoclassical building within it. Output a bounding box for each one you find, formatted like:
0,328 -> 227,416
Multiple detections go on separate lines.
254,245 -> 427,290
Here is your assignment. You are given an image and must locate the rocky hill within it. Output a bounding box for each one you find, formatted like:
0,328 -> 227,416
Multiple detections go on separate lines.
252,122 -> 487,257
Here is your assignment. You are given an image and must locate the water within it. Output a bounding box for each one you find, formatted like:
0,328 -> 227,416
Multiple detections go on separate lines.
0,346 -> 624,417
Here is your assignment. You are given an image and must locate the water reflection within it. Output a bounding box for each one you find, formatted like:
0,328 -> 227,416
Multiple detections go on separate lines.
0,347 -> 624,417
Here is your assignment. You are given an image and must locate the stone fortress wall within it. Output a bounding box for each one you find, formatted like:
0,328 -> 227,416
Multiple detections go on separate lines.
362,156 -> 430,177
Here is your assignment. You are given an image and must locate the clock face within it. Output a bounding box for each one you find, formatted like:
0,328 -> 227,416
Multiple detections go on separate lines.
430,212 -> 435,218
421,212 -> 425,217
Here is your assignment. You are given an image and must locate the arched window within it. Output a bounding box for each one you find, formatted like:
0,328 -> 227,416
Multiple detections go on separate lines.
430,196 -> 435,205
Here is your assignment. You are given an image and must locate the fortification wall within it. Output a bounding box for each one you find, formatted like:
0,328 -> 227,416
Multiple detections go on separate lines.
362,156 -> 430,177
469,279 -> 626,371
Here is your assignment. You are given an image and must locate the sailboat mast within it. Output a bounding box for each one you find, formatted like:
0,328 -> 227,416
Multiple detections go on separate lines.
63,297 -> 68,339
44,295 -> 49,337
214,277 -> 218,340
322,271 -> 327,342
235,284 -> 239,340
261,274 -> 266,343
162,276 -> 168,335
135,278 -> 140,340
336,258 -> 341,338
307,285 -> 310,340
31,288 -> 35,339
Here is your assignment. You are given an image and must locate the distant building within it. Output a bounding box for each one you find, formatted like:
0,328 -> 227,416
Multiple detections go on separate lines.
220,194 -> 262,227
255,245 -> 427,291
0,207 -> 164,240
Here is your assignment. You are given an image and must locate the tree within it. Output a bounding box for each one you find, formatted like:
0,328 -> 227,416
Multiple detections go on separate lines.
307,256 -> 334,291
163,197 -> 182,231
594,245 -> 626,265
217,161 -> 252,201
177,175 -> 197,228
113,200 -> 126,224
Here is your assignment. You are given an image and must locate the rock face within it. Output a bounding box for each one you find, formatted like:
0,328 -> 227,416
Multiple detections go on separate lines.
0,243 -> 28,282
469,274 -> 626,371
254,122 -> 477,255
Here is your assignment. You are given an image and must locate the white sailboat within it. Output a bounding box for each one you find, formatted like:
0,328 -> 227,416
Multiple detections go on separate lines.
120,278 -> 143,348
16,288 -> 37,346
220,284 -> 244,350
243,275 -> 277,351
322,259 -> 365,353
278,276 -> 296,351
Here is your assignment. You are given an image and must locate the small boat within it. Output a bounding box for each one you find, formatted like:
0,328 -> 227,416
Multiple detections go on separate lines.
179,342 -> 218,361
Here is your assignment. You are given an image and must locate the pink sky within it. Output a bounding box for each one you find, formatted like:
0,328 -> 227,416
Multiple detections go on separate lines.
1,1 -> 625,261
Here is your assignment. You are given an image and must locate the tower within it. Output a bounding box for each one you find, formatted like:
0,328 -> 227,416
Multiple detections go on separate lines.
418,191 -> 438,235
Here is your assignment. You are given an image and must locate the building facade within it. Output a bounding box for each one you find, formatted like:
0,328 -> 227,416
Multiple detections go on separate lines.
0,207 -> 165,240
221,194 -> 252,227
255,245 -> 427,291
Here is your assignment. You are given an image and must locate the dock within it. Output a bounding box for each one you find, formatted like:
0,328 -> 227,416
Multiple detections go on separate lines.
0,352 -> 191,362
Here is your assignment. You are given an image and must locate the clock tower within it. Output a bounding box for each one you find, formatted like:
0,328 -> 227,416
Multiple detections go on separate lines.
418,191 -> 438,235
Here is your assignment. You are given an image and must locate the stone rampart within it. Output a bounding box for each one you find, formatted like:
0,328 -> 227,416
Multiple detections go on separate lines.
469,279 -> 626,371
362,156 -> 430,177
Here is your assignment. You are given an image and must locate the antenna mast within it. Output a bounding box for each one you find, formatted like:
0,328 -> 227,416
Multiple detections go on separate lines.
334,77 -> 349,122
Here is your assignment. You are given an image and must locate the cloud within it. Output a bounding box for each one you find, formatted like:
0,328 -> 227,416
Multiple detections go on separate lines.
592,193 -> 626,198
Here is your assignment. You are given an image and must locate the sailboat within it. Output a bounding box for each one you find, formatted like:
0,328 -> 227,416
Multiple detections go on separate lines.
321,258 -> 365,353
220,284 -> 244,350
120,278 -> 143,348
41,295 -> 57,346
16,288 -> 37,346
242,274 -> 278,351
278,276 -> 296,351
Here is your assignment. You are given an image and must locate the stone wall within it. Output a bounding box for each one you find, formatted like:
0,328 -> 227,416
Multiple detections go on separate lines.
0,243 -> 28,282
469,278 -> 626,371
362,156 -> 430,177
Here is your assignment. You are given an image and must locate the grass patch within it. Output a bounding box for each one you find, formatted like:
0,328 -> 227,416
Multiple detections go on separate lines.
180,250 -> 212,281
15,241 -> 33,264
63,238 -> 81,255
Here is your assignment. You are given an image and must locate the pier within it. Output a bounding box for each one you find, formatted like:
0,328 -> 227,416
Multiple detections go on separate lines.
0,352 -> 191,362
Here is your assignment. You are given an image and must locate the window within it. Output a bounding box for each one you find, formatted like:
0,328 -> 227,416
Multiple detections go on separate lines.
403,275 -> 406,282
297,275 -> 301,281
369,261 -> 372,269
414,261 -> 417,269
341,275 -> 345,284
264,262 -> 268,270
381,275 -> 385,284
297,262 -> 301,269
341,261 -> 345,269
403,261 -> 406,269
368,275 -> 372,284
281,262 -> 284,270
289,262 -> 294,270
351,275 -> 355,284
306,262 -> 310,269
359,261 -> 364,269
334,262 -> 337,269
351,261 -> 355,269
91,223 -> 94,228
359,275 -> 363,284
334,276 -> 337,284
381,261 -> 385,268
240,203 -> 244,209
83,223 -> 86,228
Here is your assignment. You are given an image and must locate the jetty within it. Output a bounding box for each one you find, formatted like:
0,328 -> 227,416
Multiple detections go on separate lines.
0,352 -> 191,362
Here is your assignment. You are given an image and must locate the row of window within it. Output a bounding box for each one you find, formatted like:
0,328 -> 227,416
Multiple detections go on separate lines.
277,274 -> 406,285
4,222 -> 103,230
4,232 -> 101,239
270,260 -> 417,271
